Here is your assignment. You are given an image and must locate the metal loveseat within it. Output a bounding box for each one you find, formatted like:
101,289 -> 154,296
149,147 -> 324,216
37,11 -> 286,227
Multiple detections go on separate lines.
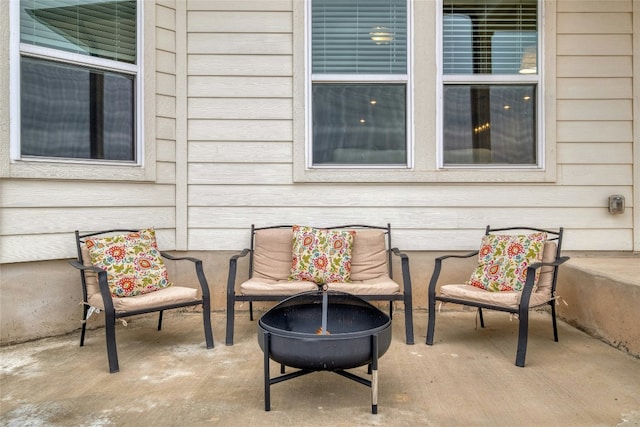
226,224 -> 414,346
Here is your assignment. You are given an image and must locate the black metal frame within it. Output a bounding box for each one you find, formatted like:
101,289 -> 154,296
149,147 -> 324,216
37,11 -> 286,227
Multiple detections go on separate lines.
226,224 -> 414,345
262,331 -> 382,414
426,226 -> 570,367
69,229 -> 214,373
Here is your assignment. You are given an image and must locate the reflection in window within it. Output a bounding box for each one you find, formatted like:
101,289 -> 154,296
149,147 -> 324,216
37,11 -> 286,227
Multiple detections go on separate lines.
310,0 -> 408,167
442,0 -> 539,166
21,57 -> 135,161
443,85 -> 536,164
313,84 -> 406,165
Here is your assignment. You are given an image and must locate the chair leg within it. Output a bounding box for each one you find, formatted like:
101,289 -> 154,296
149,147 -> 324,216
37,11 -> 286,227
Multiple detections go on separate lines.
478,307 -> 485,328
389,301 -> 393,320
104,311 -> 119,374
249,301 -> 254,321
157,310 -> 164,331
203,306 -> 214,349
80,304 -> 89,347
426,297 -> 436,345
515,310 -> 529,367
226,296 -> 235,346
550,301 -> 559,342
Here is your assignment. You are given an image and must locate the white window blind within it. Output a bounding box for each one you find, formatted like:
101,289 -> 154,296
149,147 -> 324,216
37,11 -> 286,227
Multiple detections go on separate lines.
312,0 -> 407,74
443,0 -> 537,75
20,0 -> 136,64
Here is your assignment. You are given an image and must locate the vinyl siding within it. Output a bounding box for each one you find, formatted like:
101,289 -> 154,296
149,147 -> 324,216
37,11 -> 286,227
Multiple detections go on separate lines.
0,0 -> 637,264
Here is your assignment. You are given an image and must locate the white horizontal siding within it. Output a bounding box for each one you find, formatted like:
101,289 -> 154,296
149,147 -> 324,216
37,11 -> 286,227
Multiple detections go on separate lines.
188,142 -> 292,163
189,76 -> 292,98
188,185 -> 633,208
0,229 -> 177,264
188,207 -> 632,230
187,227 -> 627,252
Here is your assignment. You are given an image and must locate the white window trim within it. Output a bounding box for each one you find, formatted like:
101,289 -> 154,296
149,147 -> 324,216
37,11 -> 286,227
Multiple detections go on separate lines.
436,0 -> 545,170
291,0 -> 557,183
1,0 -> 156,182
303,0 -> 414,171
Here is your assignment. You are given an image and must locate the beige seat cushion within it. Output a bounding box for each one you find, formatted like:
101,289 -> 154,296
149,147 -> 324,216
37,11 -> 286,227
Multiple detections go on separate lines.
327,276 -> 400,295
88,286 -> 199,313
240,278 -> 318,296
245,227 -> 391,296
440,241 -> 558,309
81,245 -> 199,313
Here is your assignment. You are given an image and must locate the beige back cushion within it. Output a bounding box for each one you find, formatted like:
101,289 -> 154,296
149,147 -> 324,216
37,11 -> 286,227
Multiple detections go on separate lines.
81,245 -> 101,300
535,241 -> 557,295
350,229 -> 389,281
253,228 -> 293,281
252,228 -> 389,281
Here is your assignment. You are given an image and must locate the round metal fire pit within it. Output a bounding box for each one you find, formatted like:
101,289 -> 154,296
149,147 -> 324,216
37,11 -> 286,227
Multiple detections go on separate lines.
258,290 -> 392,413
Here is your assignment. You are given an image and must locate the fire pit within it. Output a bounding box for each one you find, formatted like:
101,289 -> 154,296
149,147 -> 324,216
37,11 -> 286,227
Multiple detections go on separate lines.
258,289 -> 392,414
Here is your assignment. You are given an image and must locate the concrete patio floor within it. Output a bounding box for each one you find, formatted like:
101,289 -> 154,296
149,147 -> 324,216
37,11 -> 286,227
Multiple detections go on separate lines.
1,309 -> 639,427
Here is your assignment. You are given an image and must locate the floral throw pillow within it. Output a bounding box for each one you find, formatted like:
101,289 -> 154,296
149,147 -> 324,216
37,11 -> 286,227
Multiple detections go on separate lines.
467,232 -> 547,292
86,228 -> 172,297
289,225 -> 355,284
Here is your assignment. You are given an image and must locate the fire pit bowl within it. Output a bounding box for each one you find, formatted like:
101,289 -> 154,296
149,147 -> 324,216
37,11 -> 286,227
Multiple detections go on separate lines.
258,290 -> 392,414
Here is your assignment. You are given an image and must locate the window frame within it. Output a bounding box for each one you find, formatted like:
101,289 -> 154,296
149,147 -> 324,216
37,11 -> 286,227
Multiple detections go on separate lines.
291,0 -> 557,183
436,0 -> 544,170
304,0 -> 414,170
2,0 -> 156,181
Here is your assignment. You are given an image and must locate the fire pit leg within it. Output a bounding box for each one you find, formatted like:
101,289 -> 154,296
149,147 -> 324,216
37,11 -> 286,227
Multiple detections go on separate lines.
371,334 -> 379,414
263,331 -> 271,411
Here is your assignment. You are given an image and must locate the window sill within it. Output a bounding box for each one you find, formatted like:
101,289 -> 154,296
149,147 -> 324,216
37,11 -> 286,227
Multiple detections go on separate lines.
293,166 -> 556,183
1,159 -> 156,182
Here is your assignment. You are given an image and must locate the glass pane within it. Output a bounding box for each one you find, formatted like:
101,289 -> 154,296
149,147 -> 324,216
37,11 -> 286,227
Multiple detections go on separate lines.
443,0 -> 537,75
443,85 -> 536,165
312,0 -> 407,74
21,57 -> 135,161
312,84 -> 406,165
21,0 -> 137,64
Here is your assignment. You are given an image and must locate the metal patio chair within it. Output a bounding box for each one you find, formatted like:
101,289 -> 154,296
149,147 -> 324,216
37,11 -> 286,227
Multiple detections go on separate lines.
69,228 -> 214,373
426,226 -> 569,367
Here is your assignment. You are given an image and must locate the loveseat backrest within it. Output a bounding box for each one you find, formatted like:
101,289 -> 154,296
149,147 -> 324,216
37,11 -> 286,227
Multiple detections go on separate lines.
250,225 -> 392,282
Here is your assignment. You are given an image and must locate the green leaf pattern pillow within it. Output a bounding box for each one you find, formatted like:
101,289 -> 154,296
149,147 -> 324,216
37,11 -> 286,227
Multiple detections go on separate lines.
86,228 -> 173,297
289,225 -> 355,284
467,232 -> 547,292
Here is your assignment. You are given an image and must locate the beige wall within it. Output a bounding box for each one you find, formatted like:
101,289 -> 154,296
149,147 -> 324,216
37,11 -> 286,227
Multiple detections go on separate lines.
0,0 -> 638,344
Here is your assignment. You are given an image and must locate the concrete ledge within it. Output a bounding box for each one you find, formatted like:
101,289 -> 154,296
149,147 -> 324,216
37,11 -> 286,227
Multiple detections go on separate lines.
557,256 -> 640,358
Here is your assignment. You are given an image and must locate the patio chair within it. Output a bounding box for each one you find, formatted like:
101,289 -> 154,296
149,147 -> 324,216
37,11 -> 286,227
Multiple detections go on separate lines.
426,226 -> 569,367
69,228 -> 214,373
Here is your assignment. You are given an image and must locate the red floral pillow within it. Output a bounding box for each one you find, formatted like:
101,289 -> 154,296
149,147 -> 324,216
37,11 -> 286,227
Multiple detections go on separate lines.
86,228 -> 172,297
467,232 -> 547,292
289,225 -> 355,284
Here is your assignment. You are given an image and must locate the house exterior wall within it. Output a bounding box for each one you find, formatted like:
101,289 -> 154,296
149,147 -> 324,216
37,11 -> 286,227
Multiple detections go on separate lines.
0,0 -> 638,344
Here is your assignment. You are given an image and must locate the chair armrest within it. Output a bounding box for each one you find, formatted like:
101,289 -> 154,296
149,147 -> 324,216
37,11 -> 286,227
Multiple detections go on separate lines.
428,251 -> 479,295
391,248 -> 412,296
528,256 -> 570,270
227,249 -> 251,294
436,251 -> 479,262
160,252 -> 201,263
519,256 -> 571,311
159,252 -> 211,298
67,260 -> 115,313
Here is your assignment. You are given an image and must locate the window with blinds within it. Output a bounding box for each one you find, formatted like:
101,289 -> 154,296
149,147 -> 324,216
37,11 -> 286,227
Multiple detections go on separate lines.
309,0 -> 409,167
440,0 -> 540,167
16,0 -> 139,163
20,0 -> 136,64
443,0 -> 537,75
311,0 -> 407,75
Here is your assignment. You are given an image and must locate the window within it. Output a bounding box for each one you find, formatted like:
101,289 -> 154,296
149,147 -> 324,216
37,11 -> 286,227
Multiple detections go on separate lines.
440,0 -> 540,167
309,0 -> 409,167
14,0 -> 140,163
